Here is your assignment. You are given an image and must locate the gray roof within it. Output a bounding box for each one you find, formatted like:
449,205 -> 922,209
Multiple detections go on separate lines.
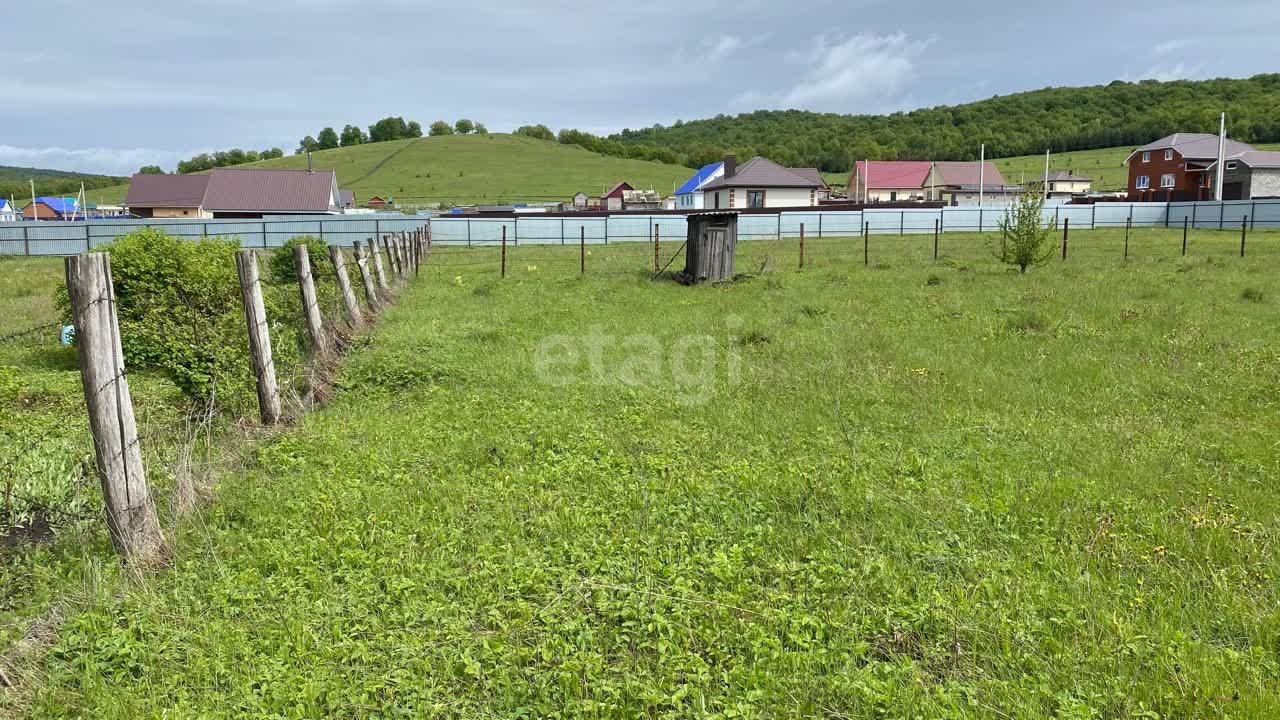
126,168 -> 339,212
1125,133 -> 1256,163
701,157 -> 824,190
1032,170 -> 1090,182
125,173 -> 211,208
952,184 -> 1023,193
1208,150 -> 1280,170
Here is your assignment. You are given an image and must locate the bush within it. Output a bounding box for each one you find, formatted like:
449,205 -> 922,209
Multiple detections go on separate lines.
993,191 -> 1056,273
268,236 -> 332,286
57,228 -> 299,409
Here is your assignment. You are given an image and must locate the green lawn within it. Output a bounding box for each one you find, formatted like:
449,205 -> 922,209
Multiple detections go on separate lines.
87,135 -> 695,208
4,227 -> 1279,717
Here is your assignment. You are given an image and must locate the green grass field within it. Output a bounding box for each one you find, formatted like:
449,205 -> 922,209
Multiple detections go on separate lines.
3,226 -> 1279,717
85,135 -> 695,208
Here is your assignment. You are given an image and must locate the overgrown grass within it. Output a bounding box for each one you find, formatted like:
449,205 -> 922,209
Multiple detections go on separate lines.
5,227 -> 1280,717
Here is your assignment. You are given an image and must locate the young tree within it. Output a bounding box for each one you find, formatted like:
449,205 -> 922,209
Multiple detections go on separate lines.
317,127 -> 340,150
429,121 -> 454,136
138,165 -> 164,174
340,124 -> 366,146
474,123 -> 489,135
407,120 -> 423,138
993,189 -> 1056,273
454,118 -> 475,135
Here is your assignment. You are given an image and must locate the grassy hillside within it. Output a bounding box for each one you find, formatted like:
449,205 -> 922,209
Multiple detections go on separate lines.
0,166 -> 126,206
89,135 -> 695,208
613,75 -> 1280,173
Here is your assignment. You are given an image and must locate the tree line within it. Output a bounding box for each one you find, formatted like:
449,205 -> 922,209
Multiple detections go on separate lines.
608,75 -> 1280,173
296,117 -> 489,154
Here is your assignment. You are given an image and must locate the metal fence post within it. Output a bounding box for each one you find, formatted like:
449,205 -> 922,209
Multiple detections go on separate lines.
1219,201 -> 1225,231
799,222 -> 805,269
501,225 -> 507,279
85,224 -> 90,253
900,210 -> 904,235
818,213 -> 823,239
978,208 -> 984,233
1241,215 -> 1248,258
561,217 -> 565,245
1092,203 -> 1097,230
22,223 -> 30,256
1182,217 -> 1188,256
467,219 -> 472,247
261,220 -> 268,248
580,225 -> 585,275
1251,202 -> 1257,230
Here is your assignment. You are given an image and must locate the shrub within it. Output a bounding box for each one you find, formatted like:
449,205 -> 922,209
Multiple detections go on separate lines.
268,236 -> 332,286
992,191 -> 1056,273
926,273 -> 943,286
1241,287 -> 1267,303
57,228 -> 295,408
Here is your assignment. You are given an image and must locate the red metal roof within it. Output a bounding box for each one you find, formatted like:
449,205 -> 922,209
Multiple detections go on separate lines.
602,181 -> 633,199
202,168 -> 337,213
853,161 -> 932,189
125,173 -> 211,208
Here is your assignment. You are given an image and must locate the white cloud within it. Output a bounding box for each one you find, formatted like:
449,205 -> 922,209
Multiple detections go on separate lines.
0,145 -> 205,177
1150,39 -> 1186,57
1123,62 -> 1204,83
701,33 -> 768,63
740,32 -> 934,111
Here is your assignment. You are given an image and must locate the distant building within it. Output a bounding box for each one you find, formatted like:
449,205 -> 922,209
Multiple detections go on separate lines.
927,162 -> 1020,205
338,189 -> 356,209
22,196 -> 79,220
0,198 -> 16,222
621,189 -> 662,211
366,196 -> 389,209
601,181 -> 633,211
125,168 -> 344,218
674,162 -> 725,210
1029,170 -> 1092,200
1205,150 -> 1280,200
572,192 -> 589,209
1124,133 -> 1255,202
699,155 -> 826,209
848,161 -> 934,202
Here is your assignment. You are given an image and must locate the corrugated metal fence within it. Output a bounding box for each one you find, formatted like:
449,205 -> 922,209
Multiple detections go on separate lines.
2,199 -> 1279,255
0,214 -> 429,256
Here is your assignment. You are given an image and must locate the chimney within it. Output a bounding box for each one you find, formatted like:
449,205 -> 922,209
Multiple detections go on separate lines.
306,151 -> 314,174
723,154 -> 737,179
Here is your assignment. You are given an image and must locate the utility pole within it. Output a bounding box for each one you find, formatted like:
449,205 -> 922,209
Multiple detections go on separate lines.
1214,111 -> 1226,202
29,179 -> 36,221
978,144 -> 986,207
1043,148 -> 1050,202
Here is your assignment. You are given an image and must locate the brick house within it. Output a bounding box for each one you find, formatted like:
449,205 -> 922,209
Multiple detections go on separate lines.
1206,151 -> 1280,200
1124,133 -> 1255,202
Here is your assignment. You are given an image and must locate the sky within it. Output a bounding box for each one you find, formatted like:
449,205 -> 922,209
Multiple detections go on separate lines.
3,0 -> 1279,176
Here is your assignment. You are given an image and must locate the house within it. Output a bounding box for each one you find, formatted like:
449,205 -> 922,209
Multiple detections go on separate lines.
674,162 -> 725,210
621,189 -> 662,211
572,192 -> 589,209
1205,150 -> 1280,200
366,196 -> 389,209
1029,170 -> 1092,200
338,189 -> 356,209
125,168 -> 344,219
601,182 -> 633,211
0,198 -> 16,222
848,161 -> 933,202
1124,133 -> 1255,202
699,155 -> 826,210
928,162 -> 1020,205
22,197 -> 79,220
125,173 -> 213,218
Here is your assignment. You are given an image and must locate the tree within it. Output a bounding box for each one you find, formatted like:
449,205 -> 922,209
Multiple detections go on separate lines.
407,121 -> 423,138
340,124 -> 366,147
296,136 -> 320,155
474,123 -> 489,135
454,118 -> 475,135
260,148 -> 284,160
138,165 -> 164,174
317,127 -> 340,150
515,124 -> 555,142
429,121 -> 454,136
993,190 -> 1056,273
368,116 -> 412,143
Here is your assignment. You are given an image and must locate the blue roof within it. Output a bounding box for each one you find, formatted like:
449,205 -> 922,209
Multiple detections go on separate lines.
0,199 -> 10,211
675,162 -> 723,196
36,197 -> 80,214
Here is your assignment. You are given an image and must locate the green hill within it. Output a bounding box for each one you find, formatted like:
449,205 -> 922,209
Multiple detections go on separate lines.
612,75 -> 1280,173
88,135 -> 695,208
0,166 -> 126,206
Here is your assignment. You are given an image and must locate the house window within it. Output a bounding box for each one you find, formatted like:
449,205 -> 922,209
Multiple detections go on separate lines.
1160,173 -> 1175,188
1164,149 -> 1173,161
746,190 -> 765,208
729,189 -> 736,208
1136,175 -> 1150,189
714,192 -> 720,209
1226,161 -> 1238,170
1142,151 -> 1151,163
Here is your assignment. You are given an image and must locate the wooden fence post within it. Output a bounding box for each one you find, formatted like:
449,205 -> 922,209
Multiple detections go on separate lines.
328,245 -> 363,329
65,253 -> 164,561
1062,218 -> 1069,260
383,235 -> 399,279
295,244 -> 328,358
353,242 -> 381,311
580,225 -> 586,275
369,237 -> 389,290
654,223 -> 660,273
863,222 -> 869,266
235,250 -> 282,425
799,222 -> 805,269
501,225 -> 508,279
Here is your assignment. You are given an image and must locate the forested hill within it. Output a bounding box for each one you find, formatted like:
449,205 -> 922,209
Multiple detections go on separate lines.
610,75 -> 1280,173
0,166 -> 127,204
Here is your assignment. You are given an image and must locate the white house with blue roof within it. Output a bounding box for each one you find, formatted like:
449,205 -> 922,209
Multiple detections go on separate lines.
0,198 -> 17,223
674,161 -> 725,210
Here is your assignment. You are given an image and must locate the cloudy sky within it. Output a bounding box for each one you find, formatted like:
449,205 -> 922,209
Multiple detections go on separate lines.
3,0 -> 1279,176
